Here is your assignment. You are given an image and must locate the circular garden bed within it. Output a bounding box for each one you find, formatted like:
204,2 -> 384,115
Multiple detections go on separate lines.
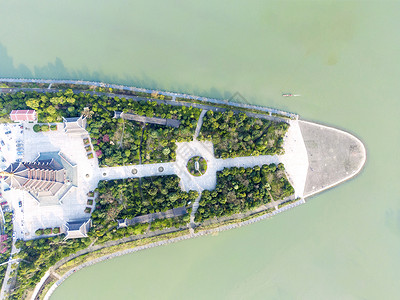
187,156 -> 207,176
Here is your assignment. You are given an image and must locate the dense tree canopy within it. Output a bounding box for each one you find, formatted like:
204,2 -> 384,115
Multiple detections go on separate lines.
195,164 -> 294,222
91,176 -> 198,241
199,110 -> 288,158
0,212 -> 13,288
0,90 -> 201,166
10,236 -> 91,299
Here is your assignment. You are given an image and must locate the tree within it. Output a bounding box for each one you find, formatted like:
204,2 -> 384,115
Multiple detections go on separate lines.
162,148 -> 170,156
66,97 -> 76,104
46,105 -> 56,115
26,98 -> 39,110
64,89 -> 74,97
50,96 -> 63,105
46,115 -> 55,123
148,187 -> 158,196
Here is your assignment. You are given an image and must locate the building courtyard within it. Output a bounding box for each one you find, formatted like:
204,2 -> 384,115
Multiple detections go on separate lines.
2,122 -> 98,240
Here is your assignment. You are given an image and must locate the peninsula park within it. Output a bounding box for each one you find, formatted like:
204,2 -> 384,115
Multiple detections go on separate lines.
0,79 -> 366,299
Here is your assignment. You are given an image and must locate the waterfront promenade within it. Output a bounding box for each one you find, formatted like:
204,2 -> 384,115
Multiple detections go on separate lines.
0,78 -> 298,120
0,87 -> 292,126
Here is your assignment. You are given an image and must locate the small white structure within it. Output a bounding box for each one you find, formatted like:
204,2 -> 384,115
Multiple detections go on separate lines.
62,116 -> 87,136
65,219 -> 91,239
117,219 -> 128,228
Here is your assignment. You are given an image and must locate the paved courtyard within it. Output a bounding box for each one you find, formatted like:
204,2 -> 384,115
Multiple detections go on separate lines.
0,123 -> 23,171
175,141 -> 217,192
3,123 -> 98,240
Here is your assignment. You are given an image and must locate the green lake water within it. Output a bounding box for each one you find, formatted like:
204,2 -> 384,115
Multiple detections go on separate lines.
1,0 -> 400,299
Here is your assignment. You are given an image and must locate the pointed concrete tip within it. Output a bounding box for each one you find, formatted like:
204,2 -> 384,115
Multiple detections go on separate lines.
299,120 -> 367,198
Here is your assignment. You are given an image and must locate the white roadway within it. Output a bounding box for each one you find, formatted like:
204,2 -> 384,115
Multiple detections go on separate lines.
97,119 -> 309,198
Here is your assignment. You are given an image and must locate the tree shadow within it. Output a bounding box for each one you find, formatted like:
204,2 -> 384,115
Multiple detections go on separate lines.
0,43 -> 33,78
0,42 -> 242,102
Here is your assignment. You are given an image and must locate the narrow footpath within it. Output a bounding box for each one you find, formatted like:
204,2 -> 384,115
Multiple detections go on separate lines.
193,109 -> 207,140
0,240 -> 18,299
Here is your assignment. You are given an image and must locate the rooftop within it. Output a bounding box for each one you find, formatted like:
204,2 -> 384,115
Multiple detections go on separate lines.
65,219 -> 91,239
10,110 -> 37,121
62,116 -> 87,136
114,111 -> 181,128
2,151 -> 77,206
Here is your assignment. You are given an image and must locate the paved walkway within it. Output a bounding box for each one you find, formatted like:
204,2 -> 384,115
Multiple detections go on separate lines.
194,110 -> 207,140
0,239 -> 18,299
190,193 -> 202,227
98,162 -> 176,181
123,207 -> 187,226
216,155 -> 280,170
86,120 -> 309,202
280,120 -> 309,198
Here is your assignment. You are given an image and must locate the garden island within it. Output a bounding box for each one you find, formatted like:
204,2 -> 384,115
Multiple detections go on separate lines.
0,79 -> 366,299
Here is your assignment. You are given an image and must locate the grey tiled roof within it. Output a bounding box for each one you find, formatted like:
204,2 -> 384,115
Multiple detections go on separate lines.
65,219 -> 91,239
114,111 -> 181,128
4,159 -> 66,196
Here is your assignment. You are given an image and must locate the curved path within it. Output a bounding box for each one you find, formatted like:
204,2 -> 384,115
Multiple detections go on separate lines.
42,198 -> 306,300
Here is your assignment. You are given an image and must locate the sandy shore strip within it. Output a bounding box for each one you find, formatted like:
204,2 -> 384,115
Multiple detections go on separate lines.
280,120 -> 309,198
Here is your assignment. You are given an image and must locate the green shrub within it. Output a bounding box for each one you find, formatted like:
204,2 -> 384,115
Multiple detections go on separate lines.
35,229 -> 44,236
43,228 -> 52,235
33,124 -> 41,132
50,124 -> 57,131
41,125 -> 49,132
52,227 -> 60,234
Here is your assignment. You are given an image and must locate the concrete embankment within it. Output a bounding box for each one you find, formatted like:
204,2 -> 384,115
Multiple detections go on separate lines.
299,120 -> 366,198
